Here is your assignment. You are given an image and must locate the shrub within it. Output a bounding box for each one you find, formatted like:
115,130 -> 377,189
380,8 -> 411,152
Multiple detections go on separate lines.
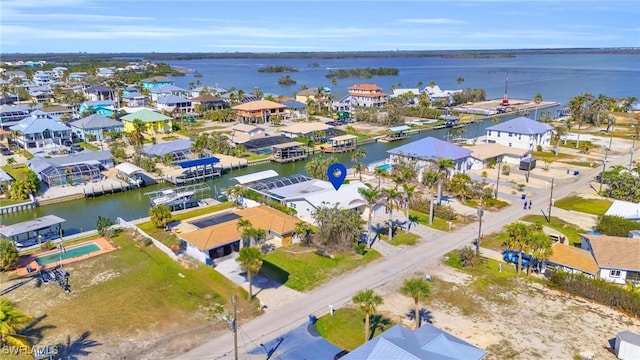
0,239 -> 19,271
459,246 -> 483,268
355,242 -> 367,255
41,240 -> 56,251
434,204 -> 457,221
501,164 -> 511,176
536,144 -> 543,152
596,215 -> 640,237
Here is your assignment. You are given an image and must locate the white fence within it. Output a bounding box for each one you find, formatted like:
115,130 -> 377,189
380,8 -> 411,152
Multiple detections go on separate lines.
117,217 -> 178,261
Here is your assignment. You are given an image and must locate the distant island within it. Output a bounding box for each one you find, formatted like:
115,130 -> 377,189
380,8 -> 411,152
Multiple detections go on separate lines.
258,65 -> 298,73
326,67 -> 399,79
277,76 -> 297,85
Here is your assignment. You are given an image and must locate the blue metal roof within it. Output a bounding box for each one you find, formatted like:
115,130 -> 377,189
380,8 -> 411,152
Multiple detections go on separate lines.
387,137 -> 472,161
143,139 -> 192,157
156,94 -> 191,104
176,156 -> 220,168
486,116 -> 553,135
280,99 -> 306,109
389,125 -> 411,132
10,115 -> 70,134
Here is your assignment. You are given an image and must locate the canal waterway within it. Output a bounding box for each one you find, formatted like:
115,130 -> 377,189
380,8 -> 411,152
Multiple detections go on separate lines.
0,113 -> 541,233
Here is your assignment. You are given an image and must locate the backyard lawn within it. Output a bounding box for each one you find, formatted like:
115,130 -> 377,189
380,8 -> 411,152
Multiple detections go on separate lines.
316,308 -> 394,351
409,209 -> 470,232
553,195 -> 613,216
261,246 -> 380,292
379,229 -> 419,246
521,214 -> 585,246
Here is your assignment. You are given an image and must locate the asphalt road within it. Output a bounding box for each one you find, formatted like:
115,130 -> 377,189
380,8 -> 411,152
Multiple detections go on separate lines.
178,148 -> 633,360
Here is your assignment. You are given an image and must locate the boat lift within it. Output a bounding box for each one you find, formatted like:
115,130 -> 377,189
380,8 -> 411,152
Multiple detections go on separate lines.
144,183 -> 211,210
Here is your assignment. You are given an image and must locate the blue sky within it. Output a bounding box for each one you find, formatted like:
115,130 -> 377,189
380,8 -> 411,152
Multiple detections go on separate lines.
1,0 -> 639,53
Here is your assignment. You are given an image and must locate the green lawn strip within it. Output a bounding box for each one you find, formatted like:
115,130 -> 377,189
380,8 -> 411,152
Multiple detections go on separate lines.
316,308 -> 394,351
79,141 -> 100,150
408,209 -> 457,231
19,149 -> 34,160
466,198 -> 509,210
553,195 -> 613,216
26,233 -> 254,343
562,161 -> 596,168
379,229 -> 419,246
262,247 -> 380,292
479,231 -> 511,251
243,153 -> 270,161
0,198 -> 31,206
2,163 -> 30,179
532,150 -> 575,159
521,214 -> 585,246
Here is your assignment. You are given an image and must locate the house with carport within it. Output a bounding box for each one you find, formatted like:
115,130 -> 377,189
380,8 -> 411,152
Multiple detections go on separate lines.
191,94 -> 227,111
121,108 -> 173,135
10,111 -> 71,149
232,100 -> 286,123
69,114 -> 124,141
580,234 -> 640,285
79,100 -> 115,117
230,123 -> 266,143
485,117 -> 553,150
387,136 -> 473,182
150,85 -> 188,101
178,205 -> 299,264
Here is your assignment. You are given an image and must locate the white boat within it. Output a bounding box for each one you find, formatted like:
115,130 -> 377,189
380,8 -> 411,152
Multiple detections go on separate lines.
149,189 -> 195,207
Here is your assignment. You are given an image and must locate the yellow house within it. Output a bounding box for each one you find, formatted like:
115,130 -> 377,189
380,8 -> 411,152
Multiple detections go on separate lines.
121,108 -> 173,135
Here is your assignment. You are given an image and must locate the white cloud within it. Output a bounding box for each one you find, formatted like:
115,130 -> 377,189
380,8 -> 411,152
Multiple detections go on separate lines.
399,18 -> 465,25
2,12 -> 152,22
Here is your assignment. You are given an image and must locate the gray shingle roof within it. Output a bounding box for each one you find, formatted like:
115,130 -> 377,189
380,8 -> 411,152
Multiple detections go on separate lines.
70,114 -> 123,129
84,85 -> 111,94
485,117 -> 553,135
143,139 -> 192,157
387,137 -> 472,161
156,94 -> 191,105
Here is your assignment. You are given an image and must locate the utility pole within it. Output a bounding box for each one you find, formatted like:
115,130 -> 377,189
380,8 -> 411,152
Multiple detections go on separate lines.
548,178 -> 554,222
494,157 -> 502,199
630,123 -> 637,171
231,295 -> 238,360
476,203 -> 484,255
598,135 -> 613,194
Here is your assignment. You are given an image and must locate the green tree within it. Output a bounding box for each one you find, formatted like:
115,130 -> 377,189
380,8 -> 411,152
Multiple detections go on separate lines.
0,298 -> 34,348
294,221 -> 315,245
149,204 -> 172,228
237,219 -> 253,247
421,170 -> 439,224
129,118 -> 146,147
96,216 -> 115,238
226,185 -> 247,207
236,247 -> 263,300
358,186 -> 381,244
352,289 -> 383,341
373,167 -> 387,190
382,187 -> 402,242
312,203 -> 364,252
529,230 -> 553,274
400,277 -> 431,329
505,222 -> 532,273
0,239 -> 19,271
431,158 -> 456,205
401,183 -> 416,231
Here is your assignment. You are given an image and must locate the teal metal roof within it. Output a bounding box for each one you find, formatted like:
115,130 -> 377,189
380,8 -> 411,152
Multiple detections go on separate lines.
389,125 -> 411,132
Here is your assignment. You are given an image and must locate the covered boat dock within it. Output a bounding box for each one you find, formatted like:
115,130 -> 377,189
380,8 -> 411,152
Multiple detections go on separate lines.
0,215 -> 66,248
167,156 -> 221,185
115,162 -> 145,187
321,134 -> 357,153
380,125 -> 411,143
271,141 -> 308,163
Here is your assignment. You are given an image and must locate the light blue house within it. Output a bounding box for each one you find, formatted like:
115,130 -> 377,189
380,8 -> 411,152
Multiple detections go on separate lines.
69,114 -> 124,141
150,85 -> 188,101
79,100 -> 115,117
387,136 -> 473,182
141,76 -> 174,91
343,324 -> 487,360
10,111 -> 71,149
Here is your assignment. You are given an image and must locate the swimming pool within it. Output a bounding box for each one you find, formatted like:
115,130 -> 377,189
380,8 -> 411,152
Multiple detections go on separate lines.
35,242 -> 101,266
376,164 -> 391,171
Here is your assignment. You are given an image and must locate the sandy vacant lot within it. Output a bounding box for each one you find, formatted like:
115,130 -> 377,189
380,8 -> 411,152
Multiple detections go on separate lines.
373,260 -> 640,360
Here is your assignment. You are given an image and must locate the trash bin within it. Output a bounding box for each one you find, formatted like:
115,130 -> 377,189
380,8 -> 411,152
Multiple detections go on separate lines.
521,194 -> 526,200
573,170 -> 579,176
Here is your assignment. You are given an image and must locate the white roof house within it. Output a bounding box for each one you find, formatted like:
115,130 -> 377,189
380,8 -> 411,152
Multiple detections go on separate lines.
604,200 -> 640,221
615,330 -> 640,360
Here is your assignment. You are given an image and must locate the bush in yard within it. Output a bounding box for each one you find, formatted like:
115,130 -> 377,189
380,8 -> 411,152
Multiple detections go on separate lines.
596,215 -> 640,237
0,239 -> 19,271
501,164 -> 511,176
355,242 -> 367,255
96,216 -> 116,238
41,240 -> 55,251
434,204 -> 457,221
458,246 -> 483,268
149,204 -> 172,228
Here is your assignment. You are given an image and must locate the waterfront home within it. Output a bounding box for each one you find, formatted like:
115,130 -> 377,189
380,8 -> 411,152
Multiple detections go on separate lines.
69,114 -> 124,141
232,100 -> 286,123
279,122 -> 336,141
485,116 -> 553,150
122,92 -> 149,107
387,136 -> 473,182
29,150 -> 113,186
79,100 -> 115,117
242,135 -> 294,154
342,324 -> 487,360
271,141 -> 308,163
68,72 -> 88,82
190,94 -> 227,111
0,215 -> 66,246
422,84 -> 462,105
580,234 -> 640,285
468,143 -> 530,170
179,205 -> 298,263
143,139 -> 193,161
230,123 -> 266,143
347,83 -> 389,108
543,242 -> 599,277
32,71 -> 51,86
604,200 -> 640,222
155,94 -> 193,114
10,111 -> 71,149
42,105 -> 74,119
83,85 -> 112,101
279,99 -> 307,119
141,76 -> 174,91
150,85 -> 188,101
321,134 -> 357,153
391,88 -> 420,105
121,108 -> 173,135
4,71 -> 27,81
0,104 -> 41,126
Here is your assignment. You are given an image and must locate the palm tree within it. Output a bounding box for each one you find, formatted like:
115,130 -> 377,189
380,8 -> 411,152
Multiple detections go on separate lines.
251,227 -> 267,247
533,93 -> 543,120
294,221 -> 314,245
529,230 -> 553,275
226,185 -> 246,207
373,167 -> 387,189
358,186 -> 381,244
354,163 -> 364,181
352,289 -> 383,341
237,219 -> 252,247
400,277 -> 431,329
431,158 -> 456,205
148,204 -> 172,228
382,187 -> 402,242
236,247 -> 263,300
129,118 -> 146,147
421,170 -> 438,225
505,222 -> 532,273
402,183 -> 416,231
0,298 -> 34,348
456,77 -> 464,88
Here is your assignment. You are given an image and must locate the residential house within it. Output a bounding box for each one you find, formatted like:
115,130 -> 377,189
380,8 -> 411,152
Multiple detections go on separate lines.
387,136 -> 473,182
279,99 -> 307,119
391,88 -> 420,105
295,87 -> 330,108
604,200 -> 640,221
190,86 -> 226,98
347,84 -> 388,108
190,94 -> 227,111
9,110 -> 71,149
29,150 -> 113,187
141,76 -> 174,91
83,85 -> 112,101
97,67 -> 115,78
121,85 -> 140,95
230,123 -> 266,143
150,85 -> 188,101
468,143 -> 530,170
142,139 -> 193,161
28,87 -> 54,103
32,71 -> 51,86
485,117 -> 553,150
155,94 -> 193,114
544,242 -> 599,276
121,108 -> 173,135
41,105 -> 74,119
280,122 -> 337,141
4,71 -> 27,81
0,104 -> 41,126
51,67 -> 68,78
68,72 -> 88,82
232,100 -> 286,123
342,324 -> 487,360
69,114 -> 124,141
423,84 -> 462,105
242,135 -> 294,154
122,92 -> 148,107
581,234 -> 640,285
79,100 -> 115,117
179,205 -> 299,264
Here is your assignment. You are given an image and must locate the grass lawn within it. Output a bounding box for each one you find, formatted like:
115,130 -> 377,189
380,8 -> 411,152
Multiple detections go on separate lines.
0,198 -> 31,206
521,214 -> 585,246
19,149 -> 34,160
379,229 -> 419,246
563,161 -> 596,168
532,150 -> 576,160
316,308 -> 394,351
261,246 -> 380,292
2,163 -> 30,179
79,142 -> 100,150
480,231 -> 510,251
243,153 -> 270,161
466,198 -> 509,211
554,195 -> 613,216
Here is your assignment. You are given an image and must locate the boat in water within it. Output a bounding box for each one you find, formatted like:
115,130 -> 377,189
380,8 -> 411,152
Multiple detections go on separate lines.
149,189 -> 195,207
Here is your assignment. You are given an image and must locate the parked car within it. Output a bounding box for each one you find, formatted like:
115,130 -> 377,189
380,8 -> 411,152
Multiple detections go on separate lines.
70,144 -> 83,152
1,147 -> 13,155
62,139 -> 73,146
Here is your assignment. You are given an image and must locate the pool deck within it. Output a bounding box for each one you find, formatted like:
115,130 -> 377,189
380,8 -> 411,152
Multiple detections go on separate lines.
14,237 -> 116,275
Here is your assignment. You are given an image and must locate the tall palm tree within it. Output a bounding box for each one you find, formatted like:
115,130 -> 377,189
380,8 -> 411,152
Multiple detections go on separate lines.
402,183 -> 416,231
529,230 -> 553,275
456,77 -> 464,88
352,289 -> 383,341
236,247 -> 263,300
505,222 -> 532,273
130,118 -> 146,147
0,298 -> 34,348
294,221 -> 314,245
237,219 -> 253,247
358,186 -> 381,243
431,158 -> 456,205
421,170 -> 438,225
400,277 -> 431,329
382,187 -> 402,241
373,167 -> 387,189
148,204 -> 172,228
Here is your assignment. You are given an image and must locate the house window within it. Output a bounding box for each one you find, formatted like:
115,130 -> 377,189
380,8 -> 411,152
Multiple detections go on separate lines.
508,143 -> 512,147
496,131 -> 500,137
610,270 -> 621,277
518,134 -> 522,140
508,132 -> 513,137
488,131 -> 492,136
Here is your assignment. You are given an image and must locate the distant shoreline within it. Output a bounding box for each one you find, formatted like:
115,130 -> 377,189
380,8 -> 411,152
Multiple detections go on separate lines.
2,48 -> 639,62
